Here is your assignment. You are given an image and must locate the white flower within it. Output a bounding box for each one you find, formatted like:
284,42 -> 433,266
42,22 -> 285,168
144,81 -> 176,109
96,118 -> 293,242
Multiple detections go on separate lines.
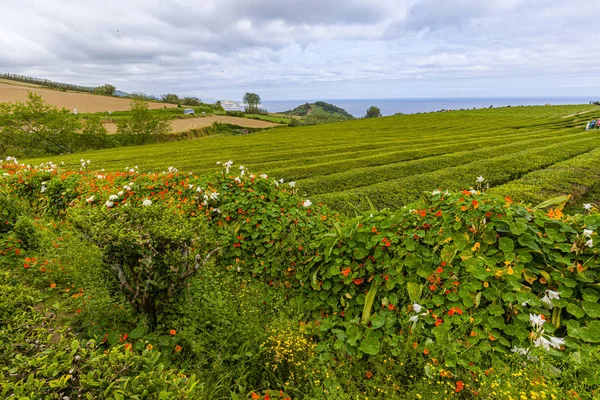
521,300 -> 530,307
584,229 -> 594,238
118,191 -> 124,196
209,192 -> 219,200
105,201 -> 114,208
534,336 -> 564,351
279,178 -> 284,184
260,174 -> 268,179
239,165 -> 245,170
234,177 -> 241,183
212,208 -> 221,213
586,239 -> 594,248
409,315 -> 419,323
188,184 -> 194,189
413,302 -> 423,313
303,199 -> 312,208
96,175 -> 105,179
511,347 -> 529,356
541,294 -> 554,309
289,181 -> 296,188
216,161 -> 221,165
432,189 -> 441,195
547,290 -> 560,300
86,196 -> 95,203
584,203 -> 593,210
529,314 -> 545,332
224,160 -> 233,173
477,176 -> 484,183
109,194 -> 119,201
196,186 -> 203,193
142,199 -> 152,206
469,189 -> 477,194
40,182 -> 47,193
236,266 -> 241,272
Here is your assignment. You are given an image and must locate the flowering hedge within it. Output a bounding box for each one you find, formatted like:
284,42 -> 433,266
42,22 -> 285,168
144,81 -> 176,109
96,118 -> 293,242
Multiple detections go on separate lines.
3,157 -> 600,373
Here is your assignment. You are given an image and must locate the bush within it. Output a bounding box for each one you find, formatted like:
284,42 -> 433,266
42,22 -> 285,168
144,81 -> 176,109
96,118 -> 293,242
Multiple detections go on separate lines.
0,192 -> 26,233
69,201 -> 218,323
13,216 -> 43,250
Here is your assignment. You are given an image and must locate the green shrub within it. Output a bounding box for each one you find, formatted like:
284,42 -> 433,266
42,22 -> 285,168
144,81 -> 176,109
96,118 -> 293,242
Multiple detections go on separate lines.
69,202 -> 218,323
13,215 -> 43,250
0,191 -> 26,233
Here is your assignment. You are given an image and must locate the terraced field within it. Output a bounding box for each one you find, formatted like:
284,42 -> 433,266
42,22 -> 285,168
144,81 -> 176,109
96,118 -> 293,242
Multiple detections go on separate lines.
24,104 -> 600,213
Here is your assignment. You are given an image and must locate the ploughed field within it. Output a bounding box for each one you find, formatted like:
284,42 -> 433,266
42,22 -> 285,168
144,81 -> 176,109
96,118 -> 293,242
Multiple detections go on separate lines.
24,104 -> 600,212
0,80 -> 175,112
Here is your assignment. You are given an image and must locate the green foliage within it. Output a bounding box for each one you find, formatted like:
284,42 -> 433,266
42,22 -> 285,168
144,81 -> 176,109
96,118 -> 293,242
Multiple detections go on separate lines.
116,99 -> 172,136
93,84 -> 116,95
161,93 -> 180,104
13,215 -> 43,250
69,202 -> 218,321
0,72 -> 104,93
282,101 -> 354,124
0,191 -> 26,233
365,105 -> 381,118
243,92 -> 261,113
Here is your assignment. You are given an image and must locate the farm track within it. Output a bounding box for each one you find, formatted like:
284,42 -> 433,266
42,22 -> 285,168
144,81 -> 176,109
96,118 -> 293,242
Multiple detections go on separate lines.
23,104 -> 600,212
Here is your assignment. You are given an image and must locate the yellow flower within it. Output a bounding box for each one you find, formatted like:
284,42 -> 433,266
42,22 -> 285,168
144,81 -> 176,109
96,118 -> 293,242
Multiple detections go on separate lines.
495,269 -> 504,277
146,344 -> 153,351
483,282 -> 489,288
472,242 -> 481,252
507,267 -> 514,275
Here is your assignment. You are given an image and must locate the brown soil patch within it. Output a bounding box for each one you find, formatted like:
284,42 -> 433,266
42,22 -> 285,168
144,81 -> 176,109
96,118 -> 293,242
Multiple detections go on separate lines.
103,115 -> 279,134
0,82 -> 175,113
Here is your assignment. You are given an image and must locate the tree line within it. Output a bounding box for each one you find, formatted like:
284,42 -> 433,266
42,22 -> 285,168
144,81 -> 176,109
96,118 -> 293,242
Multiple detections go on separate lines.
0,73 -> 116,95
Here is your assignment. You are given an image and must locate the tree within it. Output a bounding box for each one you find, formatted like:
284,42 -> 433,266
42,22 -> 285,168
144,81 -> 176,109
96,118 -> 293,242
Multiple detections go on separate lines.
243,93 -> 261,113
116,99 -> 171,136
161,93 -> 180,104
365,106 -> 381,118
94,84 -> 116,96
0,92 -> 81,157
181,97 -> 202,106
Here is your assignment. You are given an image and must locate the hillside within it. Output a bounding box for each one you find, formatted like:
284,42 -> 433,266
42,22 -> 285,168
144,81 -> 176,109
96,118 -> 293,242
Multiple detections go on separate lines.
0,81 -> 175,113
23,104 -> 600,212
282,101 -> 355,119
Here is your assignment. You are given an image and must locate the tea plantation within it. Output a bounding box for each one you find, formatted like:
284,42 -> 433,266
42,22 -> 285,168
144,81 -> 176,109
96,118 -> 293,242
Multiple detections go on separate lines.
23,104 -> 600,214
4,104 -> 600,399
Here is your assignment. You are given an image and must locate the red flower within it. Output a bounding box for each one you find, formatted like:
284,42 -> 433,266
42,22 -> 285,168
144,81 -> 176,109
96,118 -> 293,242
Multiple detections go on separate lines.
353,278 -> 364,285
124,343 -> 132,352
419,210 -> 426,217
371,227 -> 377,233
455,381 -> 464,393
435,318 -> 443,327
435,267 -> 443,274
365,370 -> 373,379
251,393 -> 260,399
341,267 -> 352,277
472,200 -> 479,209
435,210 -> 442,217
169,329 -> 177,336
429,284 -> 437,291
441,261 -> 447,267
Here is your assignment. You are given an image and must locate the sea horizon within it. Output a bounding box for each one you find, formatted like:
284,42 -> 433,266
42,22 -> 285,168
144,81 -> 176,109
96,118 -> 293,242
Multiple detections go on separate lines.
255,96 -> 595,117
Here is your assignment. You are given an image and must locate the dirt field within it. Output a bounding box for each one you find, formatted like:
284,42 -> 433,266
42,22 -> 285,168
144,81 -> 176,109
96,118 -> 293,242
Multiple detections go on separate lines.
103,115 -> 279,133
0,81 -> 175,113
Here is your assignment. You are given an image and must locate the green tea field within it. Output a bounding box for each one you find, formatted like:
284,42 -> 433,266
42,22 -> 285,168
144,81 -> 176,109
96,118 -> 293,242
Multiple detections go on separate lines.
24,104 -> 600,212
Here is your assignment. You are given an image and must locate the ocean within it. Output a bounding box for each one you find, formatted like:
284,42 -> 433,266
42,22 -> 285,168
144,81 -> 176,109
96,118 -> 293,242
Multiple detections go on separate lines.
256,97 -> 594,117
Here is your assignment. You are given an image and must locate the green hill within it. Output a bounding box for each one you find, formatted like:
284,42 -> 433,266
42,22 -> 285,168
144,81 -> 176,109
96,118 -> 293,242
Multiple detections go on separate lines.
282,101 -> 354,122
23,104 -> 600,213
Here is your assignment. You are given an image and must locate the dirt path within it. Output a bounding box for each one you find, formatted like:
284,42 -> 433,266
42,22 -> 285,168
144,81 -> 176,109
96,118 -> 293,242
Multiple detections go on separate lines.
0,82 -> 174,113
103,115 -> 280,133
562,110 -> 595,118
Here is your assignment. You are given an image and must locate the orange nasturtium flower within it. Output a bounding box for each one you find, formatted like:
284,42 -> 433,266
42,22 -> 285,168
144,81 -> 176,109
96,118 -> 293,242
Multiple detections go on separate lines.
124,343 -> 132,352
50,283 -> 56,289
341,267 -> 352,277
365,370 -> 373,379
251,392 -> 261,399
455,381 -> 465,393
174,345 -> 182,353
169,329 -> 177,336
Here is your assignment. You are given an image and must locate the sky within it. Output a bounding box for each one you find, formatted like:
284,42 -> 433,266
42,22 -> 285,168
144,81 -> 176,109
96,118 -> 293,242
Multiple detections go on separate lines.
1,0 -> 600,101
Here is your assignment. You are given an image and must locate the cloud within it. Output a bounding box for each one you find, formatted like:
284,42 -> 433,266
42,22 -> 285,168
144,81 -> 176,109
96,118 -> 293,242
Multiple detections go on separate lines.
0,0 -> 599,100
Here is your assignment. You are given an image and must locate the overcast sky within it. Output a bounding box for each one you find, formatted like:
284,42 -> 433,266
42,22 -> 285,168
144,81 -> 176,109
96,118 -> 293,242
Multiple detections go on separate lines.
1,0 -> 599,101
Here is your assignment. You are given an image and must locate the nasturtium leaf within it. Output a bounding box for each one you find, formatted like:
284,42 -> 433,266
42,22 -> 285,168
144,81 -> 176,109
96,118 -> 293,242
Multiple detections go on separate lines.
358,337 -> 381,355
566,303 -> 585,318
582,301 -> 600,318
499,237 -> 514,253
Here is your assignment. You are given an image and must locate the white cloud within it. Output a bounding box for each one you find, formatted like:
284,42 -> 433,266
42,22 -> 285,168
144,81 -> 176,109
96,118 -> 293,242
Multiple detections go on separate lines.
0,0 -> 599,100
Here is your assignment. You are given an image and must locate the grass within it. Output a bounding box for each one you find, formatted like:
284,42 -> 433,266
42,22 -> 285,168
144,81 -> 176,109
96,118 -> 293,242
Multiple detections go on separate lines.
23,103 -> 600,212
